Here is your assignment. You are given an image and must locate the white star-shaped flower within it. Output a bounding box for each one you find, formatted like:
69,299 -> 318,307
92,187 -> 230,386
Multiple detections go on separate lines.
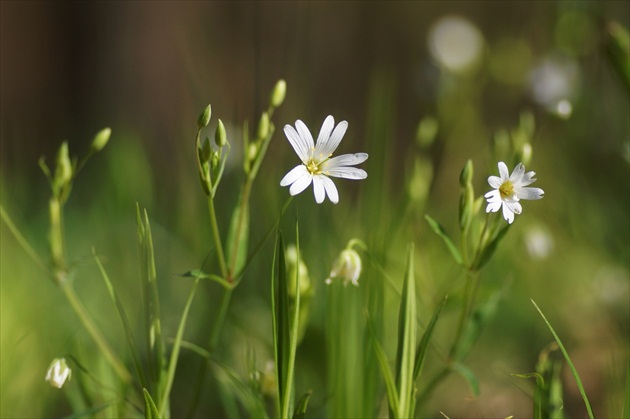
280,115 -> 368,204
484,161 -> 544,224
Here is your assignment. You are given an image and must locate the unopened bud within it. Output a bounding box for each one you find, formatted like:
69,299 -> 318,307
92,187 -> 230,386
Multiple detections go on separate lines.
325,247 -> 362,287
269,79 -> 286,108
459,183 -> 474,232
90,127 -> 111,152
53,142 -> 73,197
198,104 -> 212,129
416,116 -> 438,148
215,119 -> 227,147
257,112 -> 270,139
247,143 -> 259,162
459,159 -> 473,187
200,137 -> 212,163
45,358 -> 71,389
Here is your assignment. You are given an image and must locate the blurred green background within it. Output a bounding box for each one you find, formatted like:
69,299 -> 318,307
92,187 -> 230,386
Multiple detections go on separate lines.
1,1 -> 628,418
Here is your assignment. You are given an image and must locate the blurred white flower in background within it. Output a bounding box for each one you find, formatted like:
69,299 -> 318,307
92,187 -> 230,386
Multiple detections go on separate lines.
524,225 -> 554,259
45,358 -> 71,389
428,15 -> 484,73
529,56 -> 580,118
325,248 -> 363,287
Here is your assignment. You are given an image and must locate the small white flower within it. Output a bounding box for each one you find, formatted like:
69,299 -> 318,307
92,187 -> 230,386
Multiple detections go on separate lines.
45,358 -> 71,389
280,115 -> 368,204
325,248 -> 362,286
484,161 -> 544,224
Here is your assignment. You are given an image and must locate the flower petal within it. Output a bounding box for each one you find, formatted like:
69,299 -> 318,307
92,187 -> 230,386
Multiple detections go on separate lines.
487,175 -> 503,188
509,163 -> 525,182
321,175 -> 339,204
502,204 -> 515,224
516,186 -> 544,200
284,124 -> 310,162
498,161 -> 510,180
280,165 -> 308,186
326,153 -> 369,167
312,175 -> 326,204
295,120 -> 315,153
289,172 -> 313,196
318,120 -> 348,157
326,167 -> 367,180
315,115 -> 335,149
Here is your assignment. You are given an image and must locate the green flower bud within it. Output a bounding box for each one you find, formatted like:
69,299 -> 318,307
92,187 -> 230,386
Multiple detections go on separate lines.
45,358 -> 71,389
325,248 -> 362,287
459,182 -> 474,232
90,127 -> 111,152
215,119 -> 227,147
257,112 -> 270,139
416,116 -> 439,148
53,142 -> 73,198
285,244 -> 311,297
459,159 -> 473,187
198,104 -> 212,129
48,197 -> 64,271
269,79 -> 286,108
247,143 -> 259,162
200,137 -> 212,163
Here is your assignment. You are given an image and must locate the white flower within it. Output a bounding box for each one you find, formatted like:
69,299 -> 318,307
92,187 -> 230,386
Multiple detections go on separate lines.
280,115 -> 368,204
325,248 -> 362,286
484,161 -> 544,224
45,358 -> 71,389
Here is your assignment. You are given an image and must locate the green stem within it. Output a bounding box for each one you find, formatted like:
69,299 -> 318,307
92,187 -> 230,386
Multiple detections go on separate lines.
228,178 -> 253,277
0,205 -> 51,275
61,282 -> 131,384
207,195 -> 229,279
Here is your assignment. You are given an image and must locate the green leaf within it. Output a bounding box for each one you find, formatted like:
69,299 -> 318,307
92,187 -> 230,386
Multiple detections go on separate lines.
452,363 -> 480,397
143,388 -> 161,419
292,390 -> 312,419
472,222 -> 510,271
414,296 -> 448,382
452,290 -> 501,362
271,231 -> 290,417
226,192 -> 250,278
367,315 -> 399,415
531,299 -> 594,419
605,21 -> 630,92
395,243 -> 418,419
424,215 -> 463,265
64,401 -> 115,419
181,269 -> 234,289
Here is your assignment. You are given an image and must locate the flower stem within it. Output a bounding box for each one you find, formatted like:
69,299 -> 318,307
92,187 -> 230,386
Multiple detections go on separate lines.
0,205 -> 51,275
61,281 -> 132,384
207,195 -> 228,279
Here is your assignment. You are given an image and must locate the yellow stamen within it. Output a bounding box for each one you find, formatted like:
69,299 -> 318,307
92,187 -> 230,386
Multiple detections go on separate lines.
499,180 -> 514,199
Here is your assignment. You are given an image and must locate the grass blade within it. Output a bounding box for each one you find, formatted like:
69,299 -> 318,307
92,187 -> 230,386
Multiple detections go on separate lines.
292,390 -> 312,419
271,230 -> 290,417
143,388 -> 160,419
366,312 -> 399,415
414,295 -> 448,382
531,299 -> 594,419
395,243 -> 417,418
424,215 -> 463,265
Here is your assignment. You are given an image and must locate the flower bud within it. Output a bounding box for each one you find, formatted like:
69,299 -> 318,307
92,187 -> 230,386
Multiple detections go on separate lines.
45,358 -> 71,389
285,244 -> 311,297
416,115 -> 438,148
90,127 -> 111,152
257,112 -> 270,139
215,119 -> 227,147
269,79 -> 286,108
54,142 -> 73,188
247,143 -> 259,162
325,248 -> 362,287
200,137 -> 212,163
459,183 -> 474,232
459,159 -> 473,187
198,104 -> 212,129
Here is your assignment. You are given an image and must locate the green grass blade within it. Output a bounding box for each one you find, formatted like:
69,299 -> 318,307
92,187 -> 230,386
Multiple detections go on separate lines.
452,362 -> 480,397
226,190 -> 249,277
143,388 -> 161,419
395,243 -> 417,418
623,360 -> 629,418
414,295 -> 448,382
424,215 -> 463,265
292,390 -> 312,419
283,217 -> 301,418
157,277 -> 201,417
366,312 -> 399,415
531,299 -> 594,419
271,231 -> 290,417
92,248 -> 147,389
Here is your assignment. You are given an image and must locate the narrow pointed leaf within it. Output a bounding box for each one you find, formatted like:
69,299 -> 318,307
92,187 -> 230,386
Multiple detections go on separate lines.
226,191 -> 250,277
414,296 -> 448,381
367,314 -> 399,414
531,299 -> 594,419
395,244 -> 417,418
424,215 -> 463,265
452,363 -> 480,397
453,290 -> 501,362
143,388 -> 160,419
271,231 -> 290,417
292,390 -> 312,419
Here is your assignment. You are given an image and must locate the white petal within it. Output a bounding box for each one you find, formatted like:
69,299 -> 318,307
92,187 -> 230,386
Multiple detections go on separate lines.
280,165 -> 308,186
321,175 -> 339,204
315,115 -> 335,149
326,153 -> 368,167
284,124 -> 310,162
318,120 -> 348,157
516,187 -> 544,200
295,120 -> 315,153
509,163 -> 525,182
488,175 -> 503,188
289,172 -> 313,196
326,167 -> 367,180
502,204 -> 515,224
484,190 -> 500,199
505,200 -> 522,215
498,162 -> 510,180
312,176 -> 326,204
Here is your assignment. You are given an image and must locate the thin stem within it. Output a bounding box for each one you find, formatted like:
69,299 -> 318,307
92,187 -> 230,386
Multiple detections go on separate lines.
207,195 -> 229,279
0,205 -> 51,275
61,282 -> 132,384
228,178 -> 253,277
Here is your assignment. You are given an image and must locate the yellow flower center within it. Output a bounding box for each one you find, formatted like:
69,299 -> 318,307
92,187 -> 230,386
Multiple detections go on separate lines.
306,158 -> 322,175
499,180 -> 514,199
